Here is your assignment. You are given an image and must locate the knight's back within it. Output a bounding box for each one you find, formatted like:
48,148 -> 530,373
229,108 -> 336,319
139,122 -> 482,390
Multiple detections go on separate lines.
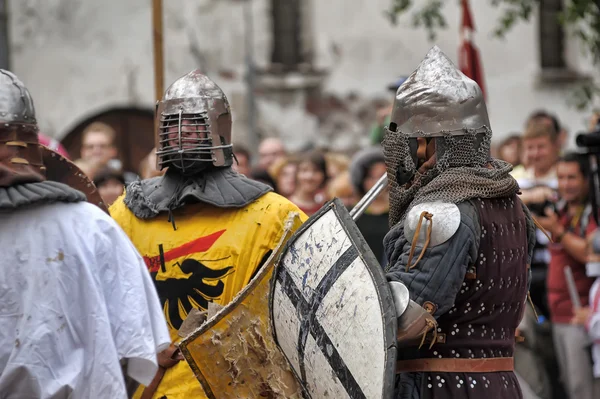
0,201 -> 170,398
0,201 -> 114,271
2,200 -> 111,238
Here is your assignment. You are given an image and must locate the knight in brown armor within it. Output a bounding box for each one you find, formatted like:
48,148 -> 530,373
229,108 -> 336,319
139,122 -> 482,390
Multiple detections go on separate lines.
382,46 -> 535,398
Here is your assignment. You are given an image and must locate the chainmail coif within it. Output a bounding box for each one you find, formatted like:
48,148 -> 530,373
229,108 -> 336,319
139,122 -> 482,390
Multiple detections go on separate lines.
383,127 -> 520,228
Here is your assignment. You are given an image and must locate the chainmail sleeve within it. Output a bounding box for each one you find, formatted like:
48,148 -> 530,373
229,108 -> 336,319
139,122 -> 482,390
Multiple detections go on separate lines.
385,201 -> 481,318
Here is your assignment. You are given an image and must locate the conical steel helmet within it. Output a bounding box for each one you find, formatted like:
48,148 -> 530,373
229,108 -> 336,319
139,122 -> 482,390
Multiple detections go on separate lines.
389,45 -> 490,137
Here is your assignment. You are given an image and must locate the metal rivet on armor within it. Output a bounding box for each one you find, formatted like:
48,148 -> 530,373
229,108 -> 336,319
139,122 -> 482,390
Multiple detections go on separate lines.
423,301 -> 437,314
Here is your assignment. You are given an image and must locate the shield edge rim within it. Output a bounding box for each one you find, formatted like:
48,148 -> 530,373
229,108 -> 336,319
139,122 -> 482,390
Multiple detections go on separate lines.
269,198 -> 398,399
178,211 -> 302,399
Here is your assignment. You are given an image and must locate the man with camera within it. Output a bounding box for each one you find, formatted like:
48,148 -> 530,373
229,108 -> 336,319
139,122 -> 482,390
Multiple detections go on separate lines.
538,153 -> 598,399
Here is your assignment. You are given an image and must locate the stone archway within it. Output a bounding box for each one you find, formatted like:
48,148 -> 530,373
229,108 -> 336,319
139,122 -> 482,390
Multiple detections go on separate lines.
60,107 -> 155,174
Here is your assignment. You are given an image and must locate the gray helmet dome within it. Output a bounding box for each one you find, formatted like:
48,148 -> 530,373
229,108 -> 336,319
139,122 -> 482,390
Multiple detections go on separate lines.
0,69 -> 37,126
389,45 -> 490,137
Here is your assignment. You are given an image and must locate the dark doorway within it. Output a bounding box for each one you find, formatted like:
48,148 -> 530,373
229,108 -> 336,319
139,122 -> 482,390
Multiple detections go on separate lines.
61,107 -> 155,174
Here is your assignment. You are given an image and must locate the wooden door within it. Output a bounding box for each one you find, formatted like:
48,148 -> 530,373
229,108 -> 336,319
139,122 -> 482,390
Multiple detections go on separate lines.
60,107 -> 155,174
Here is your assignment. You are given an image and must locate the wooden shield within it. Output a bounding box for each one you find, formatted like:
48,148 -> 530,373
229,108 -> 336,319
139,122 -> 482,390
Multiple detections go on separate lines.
270,199 -> 397,399
40,145 -> 108,214
179,212 -> 304,399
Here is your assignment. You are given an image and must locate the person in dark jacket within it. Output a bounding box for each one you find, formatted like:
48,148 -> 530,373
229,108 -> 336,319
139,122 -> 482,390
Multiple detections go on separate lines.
349,146 -> 390,266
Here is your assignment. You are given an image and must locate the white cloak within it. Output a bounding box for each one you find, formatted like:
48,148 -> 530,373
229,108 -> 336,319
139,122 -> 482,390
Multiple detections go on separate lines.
0,201 -> 170,398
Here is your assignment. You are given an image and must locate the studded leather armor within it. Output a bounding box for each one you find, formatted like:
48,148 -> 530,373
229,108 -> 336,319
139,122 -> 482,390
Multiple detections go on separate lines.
390,196 -> 531,398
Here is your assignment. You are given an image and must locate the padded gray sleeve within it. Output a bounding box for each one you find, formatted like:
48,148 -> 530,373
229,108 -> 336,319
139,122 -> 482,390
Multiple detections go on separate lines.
385,201 -> 481,318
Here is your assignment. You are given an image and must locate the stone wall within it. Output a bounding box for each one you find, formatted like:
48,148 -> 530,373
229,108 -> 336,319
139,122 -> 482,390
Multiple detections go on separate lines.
8,0 -> 600,157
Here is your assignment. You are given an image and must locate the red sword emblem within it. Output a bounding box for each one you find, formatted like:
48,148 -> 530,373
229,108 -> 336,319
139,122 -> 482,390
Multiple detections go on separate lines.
143,229 -> 226,273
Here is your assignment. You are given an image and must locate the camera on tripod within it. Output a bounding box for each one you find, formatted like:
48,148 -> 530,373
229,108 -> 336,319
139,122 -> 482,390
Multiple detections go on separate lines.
575,117 -> 600,225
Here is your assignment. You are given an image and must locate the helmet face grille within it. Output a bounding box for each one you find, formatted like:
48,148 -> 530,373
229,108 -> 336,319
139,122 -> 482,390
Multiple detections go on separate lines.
156,112 -> 219,174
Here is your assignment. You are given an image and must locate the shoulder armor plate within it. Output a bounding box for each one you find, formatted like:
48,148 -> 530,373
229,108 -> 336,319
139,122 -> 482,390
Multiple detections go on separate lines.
404,202 -> 461,247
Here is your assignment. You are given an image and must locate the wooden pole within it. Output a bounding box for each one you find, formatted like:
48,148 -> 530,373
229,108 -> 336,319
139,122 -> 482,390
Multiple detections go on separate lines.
152,0 -> 164,102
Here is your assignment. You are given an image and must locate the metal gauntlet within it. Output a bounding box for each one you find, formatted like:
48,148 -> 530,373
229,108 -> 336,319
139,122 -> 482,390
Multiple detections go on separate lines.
396,300 -> 437,349
389,281 -> 437,349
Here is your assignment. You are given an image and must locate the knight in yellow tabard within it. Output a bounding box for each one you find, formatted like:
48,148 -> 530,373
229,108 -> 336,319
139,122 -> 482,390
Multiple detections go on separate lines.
110,70 -> 306,399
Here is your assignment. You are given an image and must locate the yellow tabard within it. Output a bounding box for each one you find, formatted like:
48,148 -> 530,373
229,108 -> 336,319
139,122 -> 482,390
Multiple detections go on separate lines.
109,192 -> 307,399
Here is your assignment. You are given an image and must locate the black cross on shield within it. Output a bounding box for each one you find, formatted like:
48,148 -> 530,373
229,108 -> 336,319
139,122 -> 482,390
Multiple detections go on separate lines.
270,199 -> 397,399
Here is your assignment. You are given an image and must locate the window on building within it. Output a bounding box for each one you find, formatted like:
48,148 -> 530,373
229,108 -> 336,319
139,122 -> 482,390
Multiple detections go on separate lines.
270,0 -> 304,71
539,0 -> 566,70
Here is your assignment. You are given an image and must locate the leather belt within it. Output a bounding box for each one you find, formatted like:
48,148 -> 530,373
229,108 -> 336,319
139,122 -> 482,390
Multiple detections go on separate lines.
140,366 -> 166,399
396,357 -> 514,373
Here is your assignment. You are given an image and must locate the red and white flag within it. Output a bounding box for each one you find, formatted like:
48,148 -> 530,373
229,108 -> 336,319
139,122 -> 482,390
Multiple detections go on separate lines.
459,0 -> 486,99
